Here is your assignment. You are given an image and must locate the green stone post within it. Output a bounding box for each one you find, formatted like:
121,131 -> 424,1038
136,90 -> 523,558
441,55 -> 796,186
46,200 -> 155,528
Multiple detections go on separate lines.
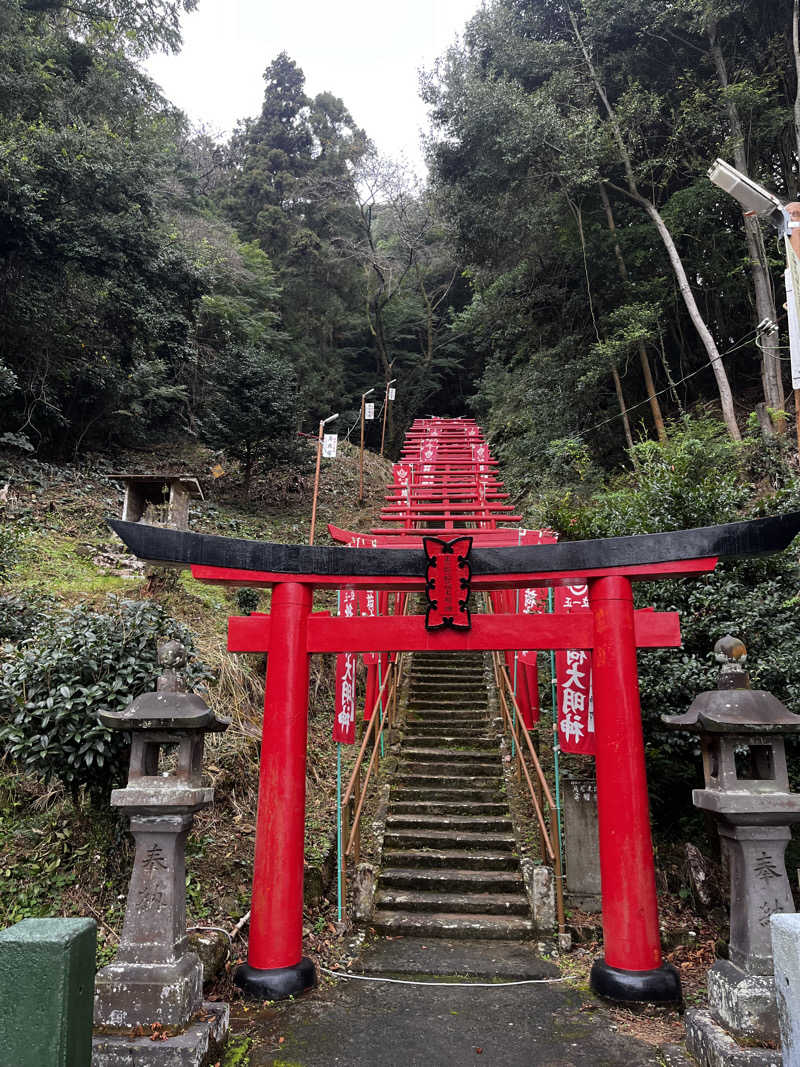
0,917 -> 96,1067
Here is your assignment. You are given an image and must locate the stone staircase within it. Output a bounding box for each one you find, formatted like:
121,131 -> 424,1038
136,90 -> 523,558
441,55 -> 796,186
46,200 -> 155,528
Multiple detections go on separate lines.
372,650 -> 534,939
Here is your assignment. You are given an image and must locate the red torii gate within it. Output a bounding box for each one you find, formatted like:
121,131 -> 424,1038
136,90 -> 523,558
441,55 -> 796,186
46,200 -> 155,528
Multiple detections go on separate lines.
109,416 -> 800,1006
110,510 -> 800,1005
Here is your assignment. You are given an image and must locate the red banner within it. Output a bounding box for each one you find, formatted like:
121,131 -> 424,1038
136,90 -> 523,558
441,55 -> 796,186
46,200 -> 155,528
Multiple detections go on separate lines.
555,584 -> 595,754
334,589 -> 358,743
393,462 -> 413,487
334,652 -> 357,744
358,589 -> 379,665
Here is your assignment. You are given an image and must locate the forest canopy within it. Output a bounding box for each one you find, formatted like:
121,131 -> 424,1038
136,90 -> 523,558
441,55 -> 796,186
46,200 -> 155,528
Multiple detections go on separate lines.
2,0 -> 800,485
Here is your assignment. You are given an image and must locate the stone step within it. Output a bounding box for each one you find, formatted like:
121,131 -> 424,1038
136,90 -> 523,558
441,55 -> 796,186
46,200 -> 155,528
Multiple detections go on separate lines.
375,889 -> 530,916
390,785 -> 501,802
382,848 -> 518,871
413,655 -> 485,665
402,736 -> 492,749
405,720 -> 489,731
383,828 -> 517,851
409,678 -> 486,687
379,867 -> 525,894
409,676 -> 486,687
409,671 -> 486,682
407,698 -> 487,710
389,800 -> 510,816
400,762 -> 499,778
370,911 -> 535,940
406,711 -> 489,722
403,729 -> 492,742
403,746 -> 503,763
386,813 -> 512,832
402,736 -> 496,750
396,773 -> 501,790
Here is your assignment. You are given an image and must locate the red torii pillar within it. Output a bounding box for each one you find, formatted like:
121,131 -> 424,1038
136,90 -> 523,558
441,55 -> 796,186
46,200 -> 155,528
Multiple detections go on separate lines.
219,569 -> 686,1003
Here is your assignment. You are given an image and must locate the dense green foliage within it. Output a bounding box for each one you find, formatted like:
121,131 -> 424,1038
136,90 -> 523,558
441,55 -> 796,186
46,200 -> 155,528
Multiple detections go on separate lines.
0,598 -> 210,802
0,5 -> 472,466
539,419 -> 800,833
424,0 -> 800,481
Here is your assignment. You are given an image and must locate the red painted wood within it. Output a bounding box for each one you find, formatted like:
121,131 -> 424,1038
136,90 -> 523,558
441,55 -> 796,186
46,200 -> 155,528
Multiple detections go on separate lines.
590,575 -> 663,972
227,608 -> 680,654
247,581 -> 311,972
193,556 -> 718,591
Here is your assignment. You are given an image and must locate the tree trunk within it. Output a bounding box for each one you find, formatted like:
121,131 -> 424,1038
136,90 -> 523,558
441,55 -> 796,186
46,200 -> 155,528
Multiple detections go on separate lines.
566,189 -> 638,455
598,183 -> 668,443
640,196 -> 741,440
708,20 -> 784,424
568,7 -> 741,441
611,363 -> 636,454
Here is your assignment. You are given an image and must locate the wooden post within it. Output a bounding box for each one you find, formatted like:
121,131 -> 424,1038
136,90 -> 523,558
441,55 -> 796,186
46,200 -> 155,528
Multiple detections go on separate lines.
359,389 -> 374,505
353,766 -> 362,864
380,384 -> 389,458
380,378 -> 396,458
309,419 -> 324,546
309,413 -> 338,545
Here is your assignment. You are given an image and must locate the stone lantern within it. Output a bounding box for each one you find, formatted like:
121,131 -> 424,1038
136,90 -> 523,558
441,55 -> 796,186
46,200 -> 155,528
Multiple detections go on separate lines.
93,641 -> 230,1066
664,635 -> 800,1060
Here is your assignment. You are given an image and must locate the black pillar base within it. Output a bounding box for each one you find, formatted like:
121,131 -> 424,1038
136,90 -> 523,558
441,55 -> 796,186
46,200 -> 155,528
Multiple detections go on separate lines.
234,957 -> 317,1000
590,958 -> 682,1004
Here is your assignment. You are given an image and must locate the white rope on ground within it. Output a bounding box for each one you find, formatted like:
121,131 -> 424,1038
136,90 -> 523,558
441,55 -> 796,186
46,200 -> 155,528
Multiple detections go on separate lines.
319,965 -> 568,987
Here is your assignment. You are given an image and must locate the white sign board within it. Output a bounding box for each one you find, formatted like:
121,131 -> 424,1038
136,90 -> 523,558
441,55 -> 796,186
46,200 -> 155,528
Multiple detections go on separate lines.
322,433 -> 338,458
388,387 -> 396,401
786,238 -> 800,389
364,402 -> 375,420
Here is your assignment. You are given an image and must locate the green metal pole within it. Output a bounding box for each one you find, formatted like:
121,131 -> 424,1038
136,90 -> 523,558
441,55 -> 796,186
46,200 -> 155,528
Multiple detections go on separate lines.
336,744 -> 343,922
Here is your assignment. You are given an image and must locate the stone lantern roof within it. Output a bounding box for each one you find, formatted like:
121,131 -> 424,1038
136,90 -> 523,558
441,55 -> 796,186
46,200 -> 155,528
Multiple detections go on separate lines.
662,634 -> 800,734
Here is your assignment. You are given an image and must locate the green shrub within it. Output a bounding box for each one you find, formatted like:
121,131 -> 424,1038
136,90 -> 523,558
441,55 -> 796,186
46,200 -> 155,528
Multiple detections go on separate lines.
0,598 -> 212,804
0,522 -> 19,582
0,593 -> 51,644
539,416 -> 800,836
235,587 -> 261,615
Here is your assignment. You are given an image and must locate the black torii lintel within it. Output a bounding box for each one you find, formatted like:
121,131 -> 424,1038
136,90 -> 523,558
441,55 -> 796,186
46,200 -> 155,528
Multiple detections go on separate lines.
108,512 -> 800,580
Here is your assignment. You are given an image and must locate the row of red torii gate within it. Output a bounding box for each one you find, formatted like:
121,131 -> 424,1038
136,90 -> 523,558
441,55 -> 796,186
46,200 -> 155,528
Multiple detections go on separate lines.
111,415 -> 800,1005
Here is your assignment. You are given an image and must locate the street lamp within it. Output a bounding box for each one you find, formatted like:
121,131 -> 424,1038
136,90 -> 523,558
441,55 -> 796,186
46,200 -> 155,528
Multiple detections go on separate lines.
380,378 -> 397,458
707,159 -> 788,231
309,412 -> 338,546
359,388 -> 375,504
708,158 -> 800,454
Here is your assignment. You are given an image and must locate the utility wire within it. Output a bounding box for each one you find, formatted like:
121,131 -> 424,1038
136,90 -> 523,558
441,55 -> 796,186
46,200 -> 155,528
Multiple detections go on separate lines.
579,324 -> 764,439
344,400 -> 386,442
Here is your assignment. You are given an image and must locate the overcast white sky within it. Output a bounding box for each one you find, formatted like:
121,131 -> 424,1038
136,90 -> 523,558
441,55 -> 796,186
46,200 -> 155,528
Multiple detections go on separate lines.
145,0 -> 484,173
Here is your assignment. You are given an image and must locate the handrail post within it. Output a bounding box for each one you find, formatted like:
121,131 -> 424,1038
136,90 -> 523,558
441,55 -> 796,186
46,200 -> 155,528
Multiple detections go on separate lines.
353,765 -> 362,865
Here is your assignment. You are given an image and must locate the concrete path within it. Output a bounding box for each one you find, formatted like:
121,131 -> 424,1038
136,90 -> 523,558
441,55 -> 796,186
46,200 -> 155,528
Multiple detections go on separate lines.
234,938 -> 693,1067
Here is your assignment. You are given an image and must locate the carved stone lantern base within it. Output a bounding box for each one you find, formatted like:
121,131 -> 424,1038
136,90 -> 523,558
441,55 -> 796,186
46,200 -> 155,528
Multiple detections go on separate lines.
92,1001 -> 228,1067
94,954 -> 203,1031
